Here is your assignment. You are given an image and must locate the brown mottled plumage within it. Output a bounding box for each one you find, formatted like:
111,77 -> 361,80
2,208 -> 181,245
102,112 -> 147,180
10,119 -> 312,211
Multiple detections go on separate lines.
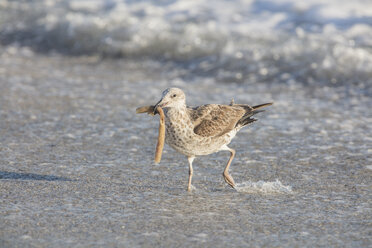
189,104 -> 258,137
149,88 -> 272,191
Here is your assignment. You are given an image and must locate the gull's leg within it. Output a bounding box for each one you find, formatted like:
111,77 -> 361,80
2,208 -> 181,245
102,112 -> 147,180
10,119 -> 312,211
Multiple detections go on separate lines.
187,156 -> 195,192
221,145 -> 236,188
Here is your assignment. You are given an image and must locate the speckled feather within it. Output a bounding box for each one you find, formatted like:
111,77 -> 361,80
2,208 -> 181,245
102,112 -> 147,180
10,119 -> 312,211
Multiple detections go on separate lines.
188,104 -> 255,137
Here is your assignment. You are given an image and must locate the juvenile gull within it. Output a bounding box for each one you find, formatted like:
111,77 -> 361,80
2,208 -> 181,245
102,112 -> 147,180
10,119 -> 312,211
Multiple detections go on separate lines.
152,88 -> 272,191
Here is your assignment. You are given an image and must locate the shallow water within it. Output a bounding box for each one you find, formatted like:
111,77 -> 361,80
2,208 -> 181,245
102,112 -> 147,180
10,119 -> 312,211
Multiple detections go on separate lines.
1,0 -> 372,247
0,47 -> 370,247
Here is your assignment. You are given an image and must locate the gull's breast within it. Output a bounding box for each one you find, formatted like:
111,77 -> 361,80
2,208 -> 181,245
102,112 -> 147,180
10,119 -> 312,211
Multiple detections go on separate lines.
164,120 -> 237,156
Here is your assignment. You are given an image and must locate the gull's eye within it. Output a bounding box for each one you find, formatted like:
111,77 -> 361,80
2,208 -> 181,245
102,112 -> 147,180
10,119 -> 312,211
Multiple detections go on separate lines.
171,94 -> 177,98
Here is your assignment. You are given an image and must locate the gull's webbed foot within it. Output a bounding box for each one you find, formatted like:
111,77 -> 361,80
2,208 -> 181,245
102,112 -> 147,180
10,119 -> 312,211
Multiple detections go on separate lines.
223,172 -> 236,188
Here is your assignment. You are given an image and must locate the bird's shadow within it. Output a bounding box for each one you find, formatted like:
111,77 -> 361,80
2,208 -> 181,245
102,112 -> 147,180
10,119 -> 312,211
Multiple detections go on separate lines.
0,171 -> 73,181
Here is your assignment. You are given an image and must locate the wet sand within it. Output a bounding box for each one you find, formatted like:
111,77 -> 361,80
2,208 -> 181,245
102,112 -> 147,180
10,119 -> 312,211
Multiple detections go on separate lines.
0,49 -> 371,247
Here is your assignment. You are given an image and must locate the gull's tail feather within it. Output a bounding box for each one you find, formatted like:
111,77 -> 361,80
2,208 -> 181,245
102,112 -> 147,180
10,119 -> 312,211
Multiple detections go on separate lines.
237,102 -> 272,127
239,117 -> 257,126
252,102 -> 273,110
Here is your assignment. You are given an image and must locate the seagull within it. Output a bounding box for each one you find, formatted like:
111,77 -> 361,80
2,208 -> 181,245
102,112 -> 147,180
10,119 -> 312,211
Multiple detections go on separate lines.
152,88 -> 272,191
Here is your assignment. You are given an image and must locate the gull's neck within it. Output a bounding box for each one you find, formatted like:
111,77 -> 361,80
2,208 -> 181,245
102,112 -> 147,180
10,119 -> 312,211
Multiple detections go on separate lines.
164,105 -> 188,120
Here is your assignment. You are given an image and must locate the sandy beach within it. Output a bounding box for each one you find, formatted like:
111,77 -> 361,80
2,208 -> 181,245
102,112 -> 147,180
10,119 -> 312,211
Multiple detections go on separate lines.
1,0 -> 371,247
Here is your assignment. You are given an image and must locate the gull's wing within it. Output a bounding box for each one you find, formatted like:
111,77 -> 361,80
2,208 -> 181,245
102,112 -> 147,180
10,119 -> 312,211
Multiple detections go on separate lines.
187,104 -> 250,137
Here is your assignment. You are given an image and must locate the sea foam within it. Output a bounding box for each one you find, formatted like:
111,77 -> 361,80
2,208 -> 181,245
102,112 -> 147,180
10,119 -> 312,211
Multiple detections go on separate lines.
235,179 -> 293,194
1,0 -> 371,86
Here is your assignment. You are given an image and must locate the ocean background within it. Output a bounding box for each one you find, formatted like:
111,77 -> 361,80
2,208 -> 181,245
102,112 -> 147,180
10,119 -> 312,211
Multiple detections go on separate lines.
0,0 -> 371,247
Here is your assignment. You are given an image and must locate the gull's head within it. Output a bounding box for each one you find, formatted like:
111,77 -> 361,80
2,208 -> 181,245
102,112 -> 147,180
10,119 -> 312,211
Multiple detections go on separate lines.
154,88 -> 186,111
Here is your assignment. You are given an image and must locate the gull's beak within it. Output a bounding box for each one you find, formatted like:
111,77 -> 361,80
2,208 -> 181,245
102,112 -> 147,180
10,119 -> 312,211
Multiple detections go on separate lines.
153,98 -> 169,115
153,98 -> 162,115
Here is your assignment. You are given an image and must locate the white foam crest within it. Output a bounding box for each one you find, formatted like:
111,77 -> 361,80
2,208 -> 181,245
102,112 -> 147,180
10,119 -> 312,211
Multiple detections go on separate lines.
235,179 -> 293,194
1,0 -> 372,86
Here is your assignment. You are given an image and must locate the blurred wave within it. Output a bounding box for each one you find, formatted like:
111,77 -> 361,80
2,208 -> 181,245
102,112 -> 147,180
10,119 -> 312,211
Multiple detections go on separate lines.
1,0 -> 372,86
